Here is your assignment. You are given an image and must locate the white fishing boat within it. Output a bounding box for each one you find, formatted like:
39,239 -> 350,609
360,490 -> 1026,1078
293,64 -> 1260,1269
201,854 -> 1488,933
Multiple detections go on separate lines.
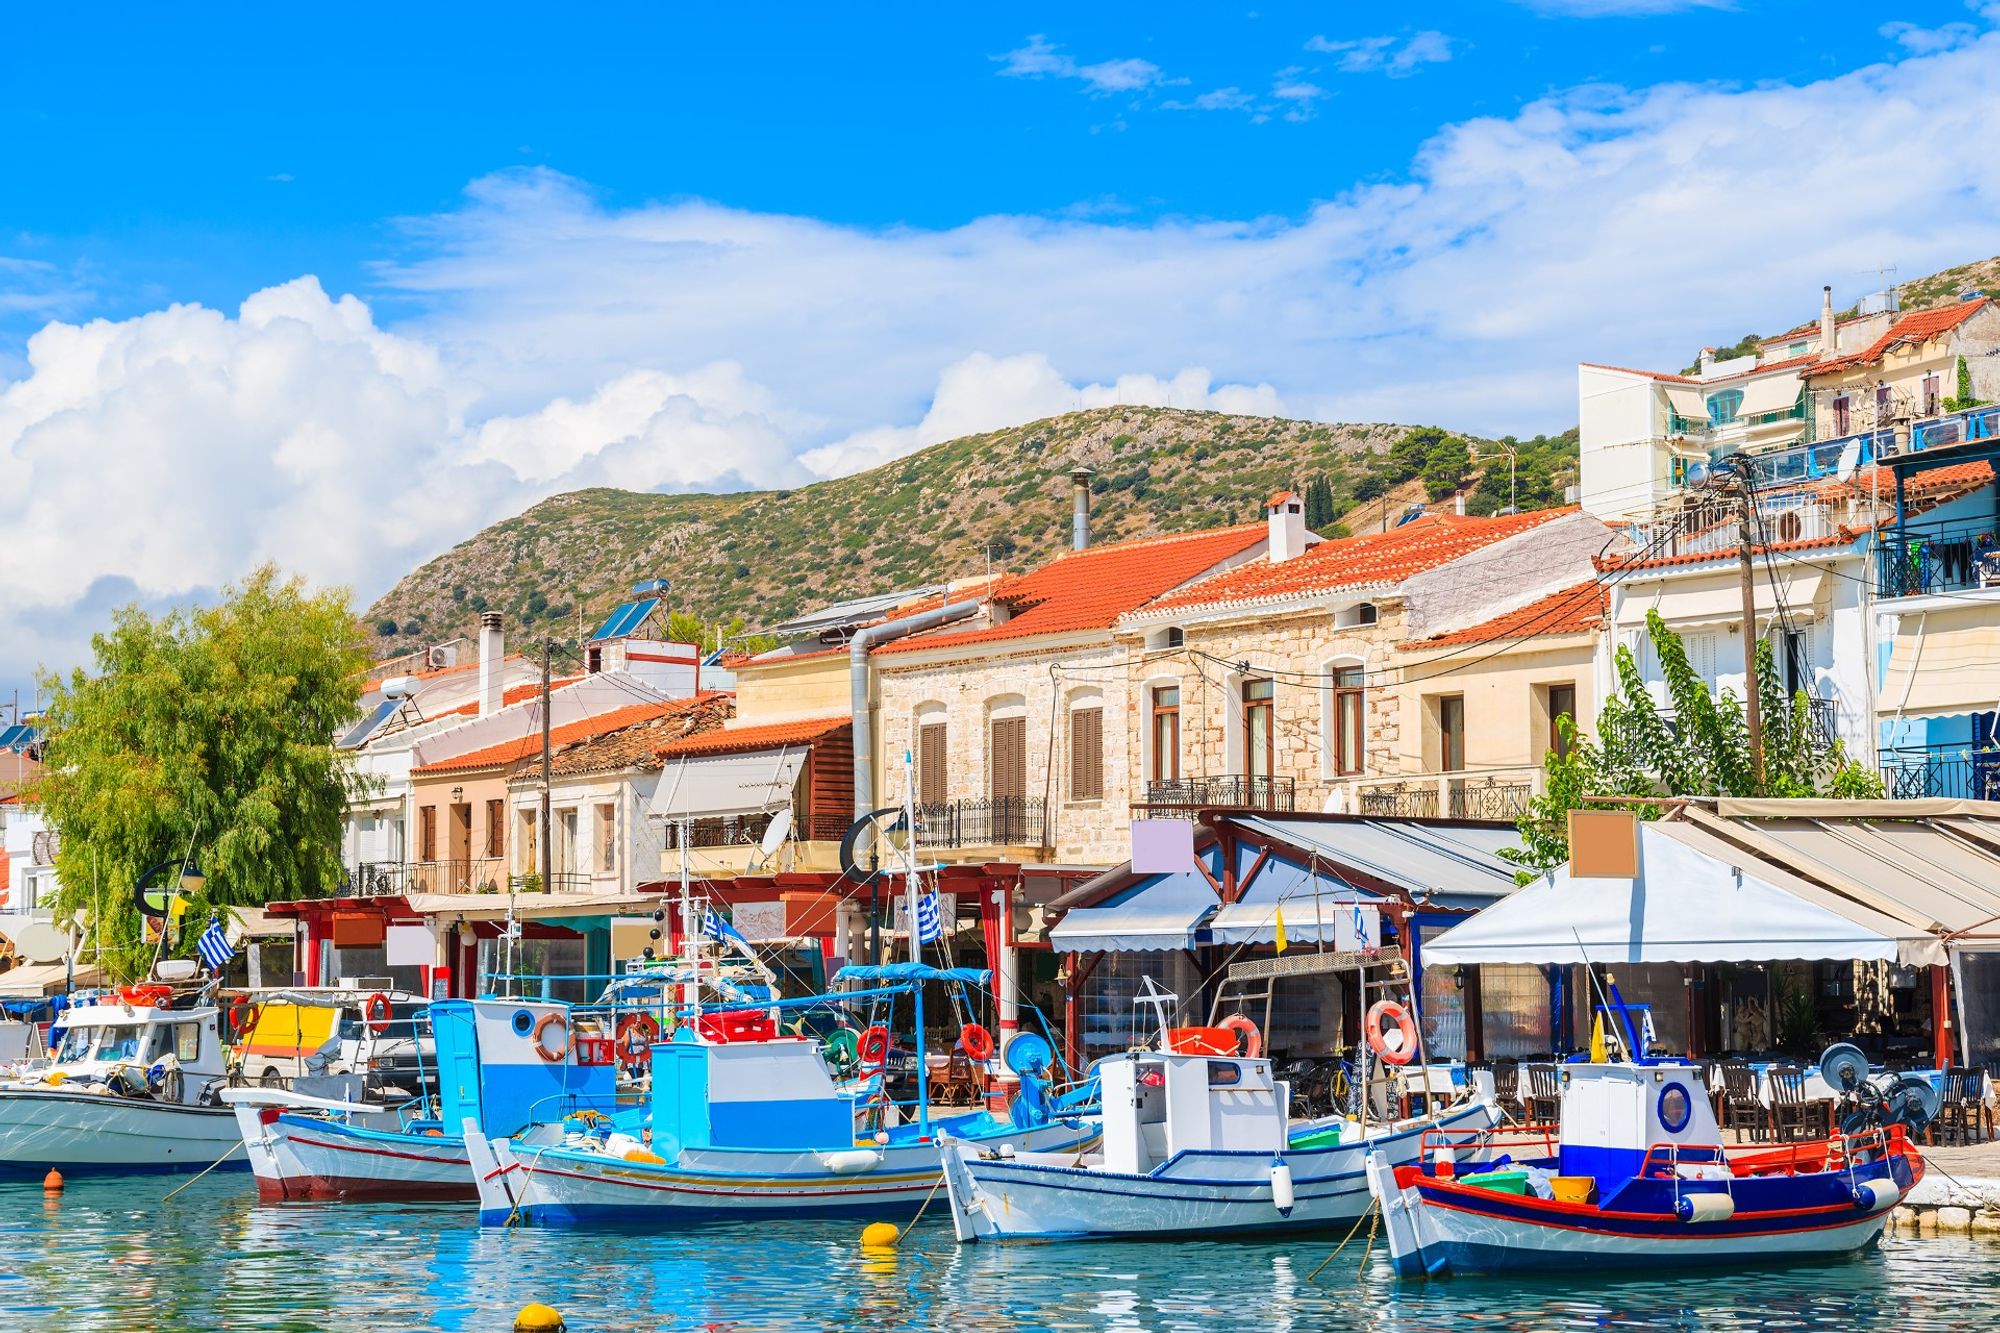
0,984 -> 241,1175
940,950 -> 1498,1241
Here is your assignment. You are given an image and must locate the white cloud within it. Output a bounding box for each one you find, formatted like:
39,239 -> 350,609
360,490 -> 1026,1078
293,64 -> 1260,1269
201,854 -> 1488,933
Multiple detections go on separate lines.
13,31 -> 2000,686
1306,30 -> 1454,76
996,35 -> 1165,95
1880,19 -> 1978,54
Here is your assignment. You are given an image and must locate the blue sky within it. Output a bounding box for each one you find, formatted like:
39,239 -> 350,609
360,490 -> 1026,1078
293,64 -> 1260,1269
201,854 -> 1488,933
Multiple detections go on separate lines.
5,1 -> 2000,694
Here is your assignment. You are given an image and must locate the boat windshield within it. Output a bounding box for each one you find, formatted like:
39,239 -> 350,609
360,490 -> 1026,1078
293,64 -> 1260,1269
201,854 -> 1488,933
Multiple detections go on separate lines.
55,1024 -> 150,1065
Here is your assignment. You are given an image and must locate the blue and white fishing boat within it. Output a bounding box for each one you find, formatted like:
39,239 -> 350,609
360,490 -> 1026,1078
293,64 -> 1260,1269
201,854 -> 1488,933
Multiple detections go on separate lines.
1365,1048 -> 1926,1276
228,996 -> 619,1201
463,965 -> 1099,1227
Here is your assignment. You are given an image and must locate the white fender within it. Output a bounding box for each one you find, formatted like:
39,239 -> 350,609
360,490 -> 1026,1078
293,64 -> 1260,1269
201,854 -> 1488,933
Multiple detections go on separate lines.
1271,1160 -> 1296,1214
1677,1191 -> 1736,1223
818,1148 -> 884,1175
1853,1178 -> 1899,1211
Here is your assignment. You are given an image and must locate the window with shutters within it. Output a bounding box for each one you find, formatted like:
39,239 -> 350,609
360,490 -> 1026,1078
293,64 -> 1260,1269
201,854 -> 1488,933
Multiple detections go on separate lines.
596,803 -> 617,873
485,799 -> 505,859
1150,685 -> 1180,783
418,805 -> 437,862
1070,706 -> 1104,801
1330,666 -> 1364,776
1242,678 -> 1275,779
917,721 -> 947,806
989,716 -> 1027,801
1545,683 -> 1577,759
1437,695 -> 1466,773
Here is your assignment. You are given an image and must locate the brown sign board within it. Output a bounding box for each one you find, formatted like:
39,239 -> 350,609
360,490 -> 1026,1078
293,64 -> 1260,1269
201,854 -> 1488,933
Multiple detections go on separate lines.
1568,809 -> 1640,879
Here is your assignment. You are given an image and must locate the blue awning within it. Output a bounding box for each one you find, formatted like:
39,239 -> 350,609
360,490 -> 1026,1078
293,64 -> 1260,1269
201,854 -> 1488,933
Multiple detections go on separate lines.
1049,875 -> 1217,954
834,963 -> 990,985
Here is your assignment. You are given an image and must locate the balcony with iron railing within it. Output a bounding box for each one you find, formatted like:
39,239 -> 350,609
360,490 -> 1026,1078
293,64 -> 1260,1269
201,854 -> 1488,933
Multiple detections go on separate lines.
343,860 -> 590,896
1875,515 -> 2000,600
1880,744 -> 2000,802
663,810 -> 853,852
1631,490 -> 1849,562
1338,766 -> 1542,820
914,797 -> 1048,852
1137,774 -> 1296,812
1703,402 -> 2000,495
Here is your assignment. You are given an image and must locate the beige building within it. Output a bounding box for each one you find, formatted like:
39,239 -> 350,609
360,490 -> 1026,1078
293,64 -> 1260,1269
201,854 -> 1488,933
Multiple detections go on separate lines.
1117,500 -> 1622,818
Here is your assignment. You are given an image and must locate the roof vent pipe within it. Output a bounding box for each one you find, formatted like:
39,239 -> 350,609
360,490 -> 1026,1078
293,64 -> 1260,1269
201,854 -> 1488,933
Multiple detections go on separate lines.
478,612 -> 504,717
849,600 -> 982,822
1070,467 -> 1094,551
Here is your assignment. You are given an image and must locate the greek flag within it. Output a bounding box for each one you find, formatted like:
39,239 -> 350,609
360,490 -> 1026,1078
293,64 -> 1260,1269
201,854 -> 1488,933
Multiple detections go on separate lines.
702,906 -> 749,949
195,916 -> 234,973
915,891 -> 944,945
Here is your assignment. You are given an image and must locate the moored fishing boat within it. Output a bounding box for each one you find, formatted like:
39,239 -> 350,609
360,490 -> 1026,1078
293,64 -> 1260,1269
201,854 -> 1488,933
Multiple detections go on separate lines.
0,984 -> 241,1174
1364,1049 -> 1926,1276
464,966 -> 1099,1227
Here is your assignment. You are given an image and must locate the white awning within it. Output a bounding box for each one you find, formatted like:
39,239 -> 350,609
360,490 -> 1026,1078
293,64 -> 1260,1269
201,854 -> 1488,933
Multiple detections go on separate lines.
1210,898 -> 1380,949
1737,374 -> 1802,417
651,748 -> 808,820
1421,822 -> 1937,969
1049,877 -> 1216,954
1880,608 -> 2000,719
1663,385 -> 1710,420
1615,568 -> 1826,628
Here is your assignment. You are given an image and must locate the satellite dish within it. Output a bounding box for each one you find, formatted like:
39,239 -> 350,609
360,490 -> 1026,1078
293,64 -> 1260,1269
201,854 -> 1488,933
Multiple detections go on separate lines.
12,921 -> 68,965
758,809 -> 794,859
1818,1042 -> 1869,1093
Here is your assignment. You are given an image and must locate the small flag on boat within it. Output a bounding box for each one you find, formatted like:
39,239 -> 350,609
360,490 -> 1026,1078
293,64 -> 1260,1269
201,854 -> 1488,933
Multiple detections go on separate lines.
700,905 -> 750,949
915,890 -> 944,944
1589,1013 -> 1608,1063
195,915 -> 235,974
1273,907 -> 1288,954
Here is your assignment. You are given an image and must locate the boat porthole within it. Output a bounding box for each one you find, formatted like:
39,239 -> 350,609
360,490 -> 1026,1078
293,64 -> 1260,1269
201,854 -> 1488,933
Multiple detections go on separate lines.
1657,1083 -> 1692,1134
511,1009 -> 536,1036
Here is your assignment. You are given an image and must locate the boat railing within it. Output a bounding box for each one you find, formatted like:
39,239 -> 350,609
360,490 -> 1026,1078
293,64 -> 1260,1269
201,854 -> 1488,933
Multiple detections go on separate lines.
1417,1122 -> 1559,1176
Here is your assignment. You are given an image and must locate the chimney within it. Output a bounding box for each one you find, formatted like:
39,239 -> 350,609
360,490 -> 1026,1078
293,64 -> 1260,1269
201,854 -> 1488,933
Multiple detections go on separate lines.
1454,491 -> 1467,517
478,612 -> 504,717
1267,491 -> 1307,563
1820,285 -> 1836,354
1697,346 -> 1717,376
1070,467 -> 1094,551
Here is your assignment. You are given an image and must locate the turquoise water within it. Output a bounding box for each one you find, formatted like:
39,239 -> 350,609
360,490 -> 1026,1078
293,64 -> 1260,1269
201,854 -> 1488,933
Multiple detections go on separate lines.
2,1176 -> 1992,1332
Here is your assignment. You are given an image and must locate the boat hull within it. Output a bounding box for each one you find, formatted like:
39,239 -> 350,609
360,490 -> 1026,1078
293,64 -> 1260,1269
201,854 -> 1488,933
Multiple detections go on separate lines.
234,1107 -> 472,1202
466,1120 -> 1100,1227
0,1088 -> 245,1175
1366,1151 -> 1915,1276
943,1100 -> 1497,1241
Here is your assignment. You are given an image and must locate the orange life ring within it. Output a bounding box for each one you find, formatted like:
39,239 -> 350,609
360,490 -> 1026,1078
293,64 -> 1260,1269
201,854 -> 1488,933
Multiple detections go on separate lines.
124,984 -> 173,1009
530,1010 -> 569,1063
617,1013 -> 661,1069
858,1024 -> 891,1069
364,992 -> 393,1035
958,1024 -> 995,1063
227,997 -> 259,1035
1365,1000 -> 1419,1066
1218,1014 -> 1263,1059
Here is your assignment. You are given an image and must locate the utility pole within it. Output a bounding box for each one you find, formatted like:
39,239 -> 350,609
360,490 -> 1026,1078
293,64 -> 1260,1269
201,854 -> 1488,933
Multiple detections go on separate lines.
1733,478 -> 1766,794
540,637 -> 554,895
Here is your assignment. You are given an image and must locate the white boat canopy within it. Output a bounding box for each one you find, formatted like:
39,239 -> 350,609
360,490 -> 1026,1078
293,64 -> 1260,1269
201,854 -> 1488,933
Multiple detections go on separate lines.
1421,820 -> 1943,969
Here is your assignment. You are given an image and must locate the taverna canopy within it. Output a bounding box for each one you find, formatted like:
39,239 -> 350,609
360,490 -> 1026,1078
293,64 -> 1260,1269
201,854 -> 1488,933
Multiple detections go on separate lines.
1421,820 -> 1943,970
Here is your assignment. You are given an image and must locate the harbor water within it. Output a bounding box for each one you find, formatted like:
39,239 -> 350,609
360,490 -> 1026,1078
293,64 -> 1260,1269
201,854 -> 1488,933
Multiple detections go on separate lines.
4,1176 -> 1995,1332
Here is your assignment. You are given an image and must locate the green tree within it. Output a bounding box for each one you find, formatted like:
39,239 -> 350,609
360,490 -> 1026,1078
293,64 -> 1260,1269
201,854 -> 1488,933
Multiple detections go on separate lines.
1945,354 -> 1984,413
1302,476 -> 1336,530
1504,610 -> 1883,875
1389,426 -> 1474,503
33,567 -> 367,980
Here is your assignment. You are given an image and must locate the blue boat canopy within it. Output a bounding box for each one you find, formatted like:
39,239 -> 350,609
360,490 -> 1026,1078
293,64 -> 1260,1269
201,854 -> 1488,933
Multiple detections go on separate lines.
835,963 -> 989,985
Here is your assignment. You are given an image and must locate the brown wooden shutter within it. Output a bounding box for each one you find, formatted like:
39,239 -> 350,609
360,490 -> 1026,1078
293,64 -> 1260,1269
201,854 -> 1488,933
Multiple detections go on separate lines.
989,717 -> 1026,800
1070,707 -> 1104,800
918,723 -> 948,806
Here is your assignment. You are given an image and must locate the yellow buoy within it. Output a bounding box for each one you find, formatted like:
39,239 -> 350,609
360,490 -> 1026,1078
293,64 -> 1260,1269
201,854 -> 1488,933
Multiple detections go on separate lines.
859,1221 -> 900,1249
42,1169 -> 62,1194
513,1303 -> 565,1332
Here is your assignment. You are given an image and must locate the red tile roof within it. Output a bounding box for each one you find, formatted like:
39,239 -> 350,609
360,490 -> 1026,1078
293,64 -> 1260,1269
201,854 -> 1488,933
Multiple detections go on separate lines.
1400,580 -> 1609,650
872,524 -> 1268,656
1597,532 -> 1858,573
414,696 -> 722,776
1141,509 -> 1578,616
1810,459 -> 1995,502
655,715 -> 850,758
1805,299 -> 1989,379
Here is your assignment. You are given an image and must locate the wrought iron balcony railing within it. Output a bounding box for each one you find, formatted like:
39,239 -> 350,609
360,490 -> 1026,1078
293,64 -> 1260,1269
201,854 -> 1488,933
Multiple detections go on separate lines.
1880,744 -> 2000,802
663,810 -> 852,851
1355,775 -> 1534,820
1139,775 -> 1296,812
913,797 -> 1047,850
342,860 -> 589,896
1875,518 -> 2000,599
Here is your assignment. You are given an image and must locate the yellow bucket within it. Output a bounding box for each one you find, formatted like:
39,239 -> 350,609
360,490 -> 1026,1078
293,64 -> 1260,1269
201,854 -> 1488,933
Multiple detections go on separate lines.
1551,1176 -> 1596,1205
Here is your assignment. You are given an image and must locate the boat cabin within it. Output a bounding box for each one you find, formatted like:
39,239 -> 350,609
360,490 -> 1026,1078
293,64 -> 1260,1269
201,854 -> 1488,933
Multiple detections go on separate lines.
650,1032 -> 853,1155
1099,1050 -> 1286,1176
1556,1061 -> 1717,1183
430,999 -> 618,1138
42,1000 -> 226,1104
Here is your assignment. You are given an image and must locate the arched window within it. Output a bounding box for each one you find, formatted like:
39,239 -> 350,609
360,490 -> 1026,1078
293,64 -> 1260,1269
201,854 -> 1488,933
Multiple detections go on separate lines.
1324,661 -> 1367,777
985,694 -> 1028,803
1707,389 -> 1743,426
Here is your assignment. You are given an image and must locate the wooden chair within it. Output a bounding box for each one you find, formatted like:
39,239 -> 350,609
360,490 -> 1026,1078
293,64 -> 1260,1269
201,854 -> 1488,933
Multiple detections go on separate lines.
935,1053 -> 982,1108
1767,1067 -> 1829,1142
1719,1062 -> 1765,1143
1490,1060 -> 1526,1121
1524,1064 -> 1561,1124
1934,1068 -> 1990,1146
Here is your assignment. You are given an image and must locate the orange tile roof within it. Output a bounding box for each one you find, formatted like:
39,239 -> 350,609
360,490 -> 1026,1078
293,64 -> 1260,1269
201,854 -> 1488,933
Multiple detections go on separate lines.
1805,299 -> 1989,379
414,696 -> 721,776
1400,580 -> 1609,650
1810,459 -> 1995,502
655,715 -> 850,758
872,524 -> 1268,655
1141,509 -> 1577,616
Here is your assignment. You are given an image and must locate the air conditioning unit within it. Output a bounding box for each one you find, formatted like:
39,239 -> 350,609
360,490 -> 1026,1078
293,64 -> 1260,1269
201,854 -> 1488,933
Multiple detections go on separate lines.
426,644 -> 459,670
